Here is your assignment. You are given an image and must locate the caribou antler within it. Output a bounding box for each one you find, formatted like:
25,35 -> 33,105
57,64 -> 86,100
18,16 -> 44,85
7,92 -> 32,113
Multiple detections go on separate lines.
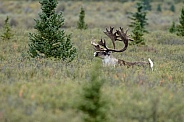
104,27 -> 117,49
115,27 -> 134,52
116,27 -> 134,42
91,40 -> 104,51
92,27 -> 133,53
91,27 -> 153,70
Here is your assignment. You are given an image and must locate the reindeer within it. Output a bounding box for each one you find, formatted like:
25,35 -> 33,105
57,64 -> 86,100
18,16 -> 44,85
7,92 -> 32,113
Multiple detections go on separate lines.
91,27 -> 153,71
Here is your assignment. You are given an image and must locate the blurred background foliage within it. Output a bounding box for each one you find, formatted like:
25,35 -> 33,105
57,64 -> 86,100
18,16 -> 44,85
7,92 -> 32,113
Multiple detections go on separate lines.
0,0 -> 183,30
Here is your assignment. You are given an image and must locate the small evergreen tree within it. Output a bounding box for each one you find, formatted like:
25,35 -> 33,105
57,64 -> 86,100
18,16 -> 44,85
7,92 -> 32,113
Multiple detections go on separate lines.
170,4 -> 175,12
129,2 -> 148,33
131,20 -> 145,45
157,4 -> 162,12
78,63 -> 108,122
77,7 -> 87,30
28,0 -> 76,61
142,0 -> 151,11
1,16 -> 13,40
169,21 -> 176,33
176,8 -> 184,36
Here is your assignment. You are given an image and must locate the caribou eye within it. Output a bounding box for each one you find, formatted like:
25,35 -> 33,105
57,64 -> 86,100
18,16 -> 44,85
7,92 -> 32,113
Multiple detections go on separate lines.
103,52 -> 108,55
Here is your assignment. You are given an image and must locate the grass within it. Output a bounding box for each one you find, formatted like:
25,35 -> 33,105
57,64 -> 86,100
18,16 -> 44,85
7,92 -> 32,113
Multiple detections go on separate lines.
0,1 -> 184,122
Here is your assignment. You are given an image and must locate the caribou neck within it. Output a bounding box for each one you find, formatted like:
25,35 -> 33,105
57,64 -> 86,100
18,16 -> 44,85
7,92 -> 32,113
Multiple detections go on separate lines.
102,55 -> 118,67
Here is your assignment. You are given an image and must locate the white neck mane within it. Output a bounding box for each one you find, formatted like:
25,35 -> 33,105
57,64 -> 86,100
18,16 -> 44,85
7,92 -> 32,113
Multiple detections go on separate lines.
102,55 -> 118,67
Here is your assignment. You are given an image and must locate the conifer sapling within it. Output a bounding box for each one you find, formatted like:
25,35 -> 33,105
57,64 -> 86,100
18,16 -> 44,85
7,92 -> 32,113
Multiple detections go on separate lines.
1,16 -> 13,41
176,8 -> 184,36
77,7 -> 87,30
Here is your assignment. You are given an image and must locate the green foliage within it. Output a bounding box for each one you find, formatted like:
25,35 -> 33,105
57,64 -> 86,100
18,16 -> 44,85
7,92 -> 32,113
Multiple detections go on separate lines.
129,2 -> 148,33
77,7 -> 88,30
142,0 -> 152,11
1,16 -> 13,41
131,20 -> 145,45
176,8 -> 184,36
28,0 -> 76,61
170,4 -> 175,12
169,21 -> 176,33
157,4 -> 162,12
78,63 -> 108,122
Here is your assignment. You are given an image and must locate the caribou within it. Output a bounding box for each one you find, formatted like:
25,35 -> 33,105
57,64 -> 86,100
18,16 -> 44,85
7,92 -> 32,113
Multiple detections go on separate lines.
91,27 -> 153,71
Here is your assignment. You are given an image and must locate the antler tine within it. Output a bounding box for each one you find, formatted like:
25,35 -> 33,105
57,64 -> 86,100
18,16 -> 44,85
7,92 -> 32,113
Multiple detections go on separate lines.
119,27 -> 126,37
119,27 -> 124,32
125,28 -> 128,35
119,27 -> 128,35
98,39 -> 108,50
119,27 -> 133,41
109,27 -> 129,53
91,41 -> 105,51
92,27 -> 133,53
104,26 -> 117,49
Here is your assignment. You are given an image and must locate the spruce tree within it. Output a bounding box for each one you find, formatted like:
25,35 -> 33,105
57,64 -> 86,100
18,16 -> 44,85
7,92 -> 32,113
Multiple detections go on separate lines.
176,8 -> 184,36
129,2 -> 148,33
77,7 -> 87,30
170,4 -> 175,12
157,4 -> 162,12
142,0 -> 151,11
1,16 -> 13,41
78,63 -> 108,122
28,0 -> 76,61
131,20 -> 145,45
169,21 -> 176,33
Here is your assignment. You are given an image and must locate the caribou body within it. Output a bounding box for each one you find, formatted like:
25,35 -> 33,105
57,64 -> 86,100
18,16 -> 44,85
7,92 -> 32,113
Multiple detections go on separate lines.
91,27 -> 153,71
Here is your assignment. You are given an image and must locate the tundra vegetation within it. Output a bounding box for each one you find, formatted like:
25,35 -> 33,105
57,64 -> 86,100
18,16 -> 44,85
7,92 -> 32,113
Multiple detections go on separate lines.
0,0 -> 184,122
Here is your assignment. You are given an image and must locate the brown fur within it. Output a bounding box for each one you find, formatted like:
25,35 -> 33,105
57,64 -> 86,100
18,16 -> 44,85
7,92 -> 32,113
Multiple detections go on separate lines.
118,59 -> 149,68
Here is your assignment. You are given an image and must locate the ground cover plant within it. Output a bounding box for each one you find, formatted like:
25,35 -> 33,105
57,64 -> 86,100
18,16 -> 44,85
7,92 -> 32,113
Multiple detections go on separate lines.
0,0 -> 184,122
